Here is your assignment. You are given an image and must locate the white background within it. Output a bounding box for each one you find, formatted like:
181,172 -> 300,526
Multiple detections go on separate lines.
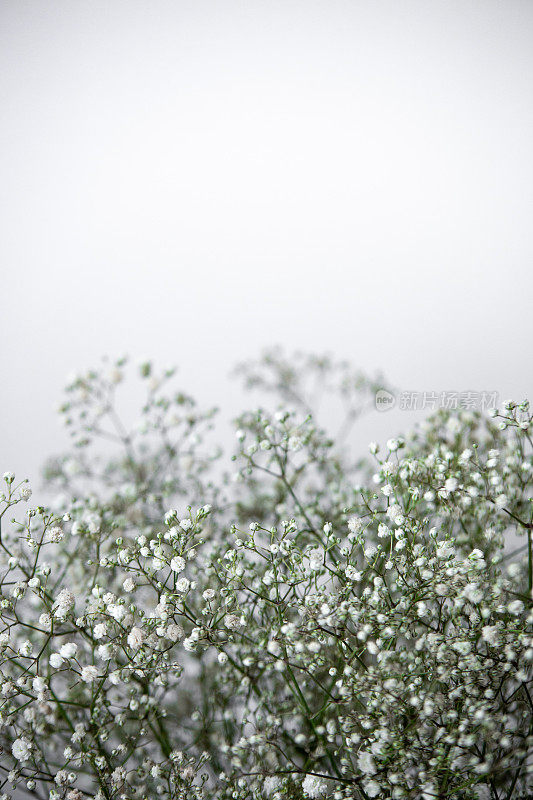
1,1 -> 532,487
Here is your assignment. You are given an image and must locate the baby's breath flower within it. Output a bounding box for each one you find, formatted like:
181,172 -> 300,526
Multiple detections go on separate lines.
12,737 -> 32,762
80,666 -> 98,683
302,774 -> 329,797
1,357 -> 531,800
127,627 -> 145,649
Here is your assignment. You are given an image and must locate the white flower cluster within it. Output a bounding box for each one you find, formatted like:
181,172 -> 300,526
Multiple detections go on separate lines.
0,354 -> 531,800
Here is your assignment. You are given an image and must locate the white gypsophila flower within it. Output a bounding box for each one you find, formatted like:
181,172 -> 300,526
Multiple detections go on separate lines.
267,640 -> 281,657
348,516 -> 363,534
127,626 -> 145,649
47,526 -> 64,543
345,566 -> 361,581
12,581 -> 26,598
55,769 -> 69,785
357,751 -> 376,775
166,623 -> 184,641
262,776 -> 281,795
386,504 -> 404,525
55,588 -> 75,611
308,548 -> 323,570
32,676 -> 46,695
12,737 -> 32,762
364,544 -> 377,559
508,600 -> 524,615
481,625 -> 499,645
436,540 -> 455,559
444,477 -> 458,492
108,603 -> 125,621
80,665 -> 99,683
224,613 -> 242,630
377,523 -> 390,538
302,774 -> 328,798
93,623 -> 107,639
462,583 -> 483,604
59,642 -> 78,659
39,612 -> 52,629
170,556 -> 186,572
122,577 -> 135,593
96,644 -> 113,661
365,779 -> 381,797
19,639 -> 33,656
176,577 -> 191,593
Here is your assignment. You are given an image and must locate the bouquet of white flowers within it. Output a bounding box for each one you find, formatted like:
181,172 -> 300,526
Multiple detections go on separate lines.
1,352 -> 531,800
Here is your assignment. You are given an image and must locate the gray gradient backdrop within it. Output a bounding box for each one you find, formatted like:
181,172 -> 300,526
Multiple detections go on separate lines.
1,1 -> 533,488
